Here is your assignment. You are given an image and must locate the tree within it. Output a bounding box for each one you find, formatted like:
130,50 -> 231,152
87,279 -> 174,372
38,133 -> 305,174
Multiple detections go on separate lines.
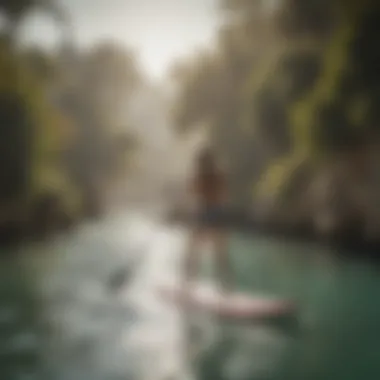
56,42 -> 142,216
174,0 -> 380,234
0,0 -> 68,41
172,1 -> 276,205
0,37 -> 78,230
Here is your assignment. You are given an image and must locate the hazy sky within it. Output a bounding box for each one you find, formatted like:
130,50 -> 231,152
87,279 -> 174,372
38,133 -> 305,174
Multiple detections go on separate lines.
21,0 -> 220,79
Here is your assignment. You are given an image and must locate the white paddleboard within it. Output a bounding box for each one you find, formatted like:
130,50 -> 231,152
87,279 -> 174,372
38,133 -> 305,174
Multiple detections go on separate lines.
157,282 -> 295,320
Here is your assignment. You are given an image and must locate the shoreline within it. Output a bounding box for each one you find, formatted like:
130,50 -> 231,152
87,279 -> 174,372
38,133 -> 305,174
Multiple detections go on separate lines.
2,201 -> 380,261
166,208 -> 380,259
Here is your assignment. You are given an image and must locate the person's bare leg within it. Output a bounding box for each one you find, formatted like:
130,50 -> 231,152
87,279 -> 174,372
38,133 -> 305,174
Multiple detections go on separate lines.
182,229 -> 203,368
213,229 -> 232,293
182,229 -> 202,293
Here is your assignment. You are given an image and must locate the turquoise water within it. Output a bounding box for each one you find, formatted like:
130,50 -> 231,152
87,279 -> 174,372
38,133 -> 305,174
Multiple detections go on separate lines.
0,255 -> 43,379
195,234 -> 380,380
1,215 -> 380,380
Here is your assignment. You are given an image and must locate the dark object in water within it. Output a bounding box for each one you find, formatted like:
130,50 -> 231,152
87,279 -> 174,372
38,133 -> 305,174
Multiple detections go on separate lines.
107,267 -> 130,292
106,245 -> 148,292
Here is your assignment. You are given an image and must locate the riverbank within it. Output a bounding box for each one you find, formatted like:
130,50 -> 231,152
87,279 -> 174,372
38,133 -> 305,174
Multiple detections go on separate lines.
3,188 -> 379,262
0,190 -> 167,253
167,207 -> 380,259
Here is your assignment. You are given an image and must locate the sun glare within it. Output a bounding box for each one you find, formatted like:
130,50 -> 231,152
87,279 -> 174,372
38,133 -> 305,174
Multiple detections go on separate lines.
137,35 -> 190,80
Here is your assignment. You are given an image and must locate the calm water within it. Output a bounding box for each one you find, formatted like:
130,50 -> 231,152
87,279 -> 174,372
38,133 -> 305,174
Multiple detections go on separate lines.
1,212 -> 380,380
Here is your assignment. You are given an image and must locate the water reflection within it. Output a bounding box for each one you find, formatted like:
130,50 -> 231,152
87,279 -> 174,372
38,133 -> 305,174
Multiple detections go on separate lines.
0,260 -> 42,380
31,214 -> 188,380
193,321 -> 293,380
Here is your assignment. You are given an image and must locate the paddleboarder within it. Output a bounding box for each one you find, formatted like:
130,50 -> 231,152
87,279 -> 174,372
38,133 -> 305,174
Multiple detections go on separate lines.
183,145 -> 232,293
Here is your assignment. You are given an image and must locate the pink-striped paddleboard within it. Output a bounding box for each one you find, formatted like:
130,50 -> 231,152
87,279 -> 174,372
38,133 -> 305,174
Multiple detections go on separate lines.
157,282 -> 295,320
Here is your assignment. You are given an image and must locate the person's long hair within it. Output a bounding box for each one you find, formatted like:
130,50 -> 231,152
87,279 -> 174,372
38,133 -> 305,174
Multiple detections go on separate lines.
196,147 -> 220,181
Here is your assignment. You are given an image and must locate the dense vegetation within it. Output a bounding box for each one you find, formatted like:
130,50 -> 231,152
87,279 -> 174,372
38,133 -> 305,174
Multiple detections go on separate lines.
173,0 -> 380,243
0,1 -> 141,245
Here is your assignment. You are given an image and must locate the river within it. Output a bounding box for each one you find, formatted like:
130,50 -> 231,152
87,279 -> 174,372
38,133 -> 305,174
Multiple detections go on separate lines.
1,210 -> 380,380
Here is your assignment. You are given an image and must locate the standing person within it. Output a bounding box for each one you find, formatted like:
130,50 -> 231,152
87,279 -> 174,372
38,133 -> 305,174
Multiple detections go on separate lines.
183,145 -> 232,293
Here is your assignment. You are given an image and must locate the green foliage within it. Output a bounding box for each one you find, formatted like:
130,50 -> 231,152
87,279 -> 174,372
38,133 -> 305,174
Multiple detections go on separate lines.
173,51 -> 222,133
0,0 -> 144,236
23,47 -> 57,83
255,152 -> 307,199
0,94 -> 30,201
256,2 -> 380,202
277,0 -> 335,38
0,0 -> 65,38
174,0 -> 380,213
0,0 -> 35,22
0,39 -> 80,225
289,15 -> 354,154
55,42 -> 143,216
